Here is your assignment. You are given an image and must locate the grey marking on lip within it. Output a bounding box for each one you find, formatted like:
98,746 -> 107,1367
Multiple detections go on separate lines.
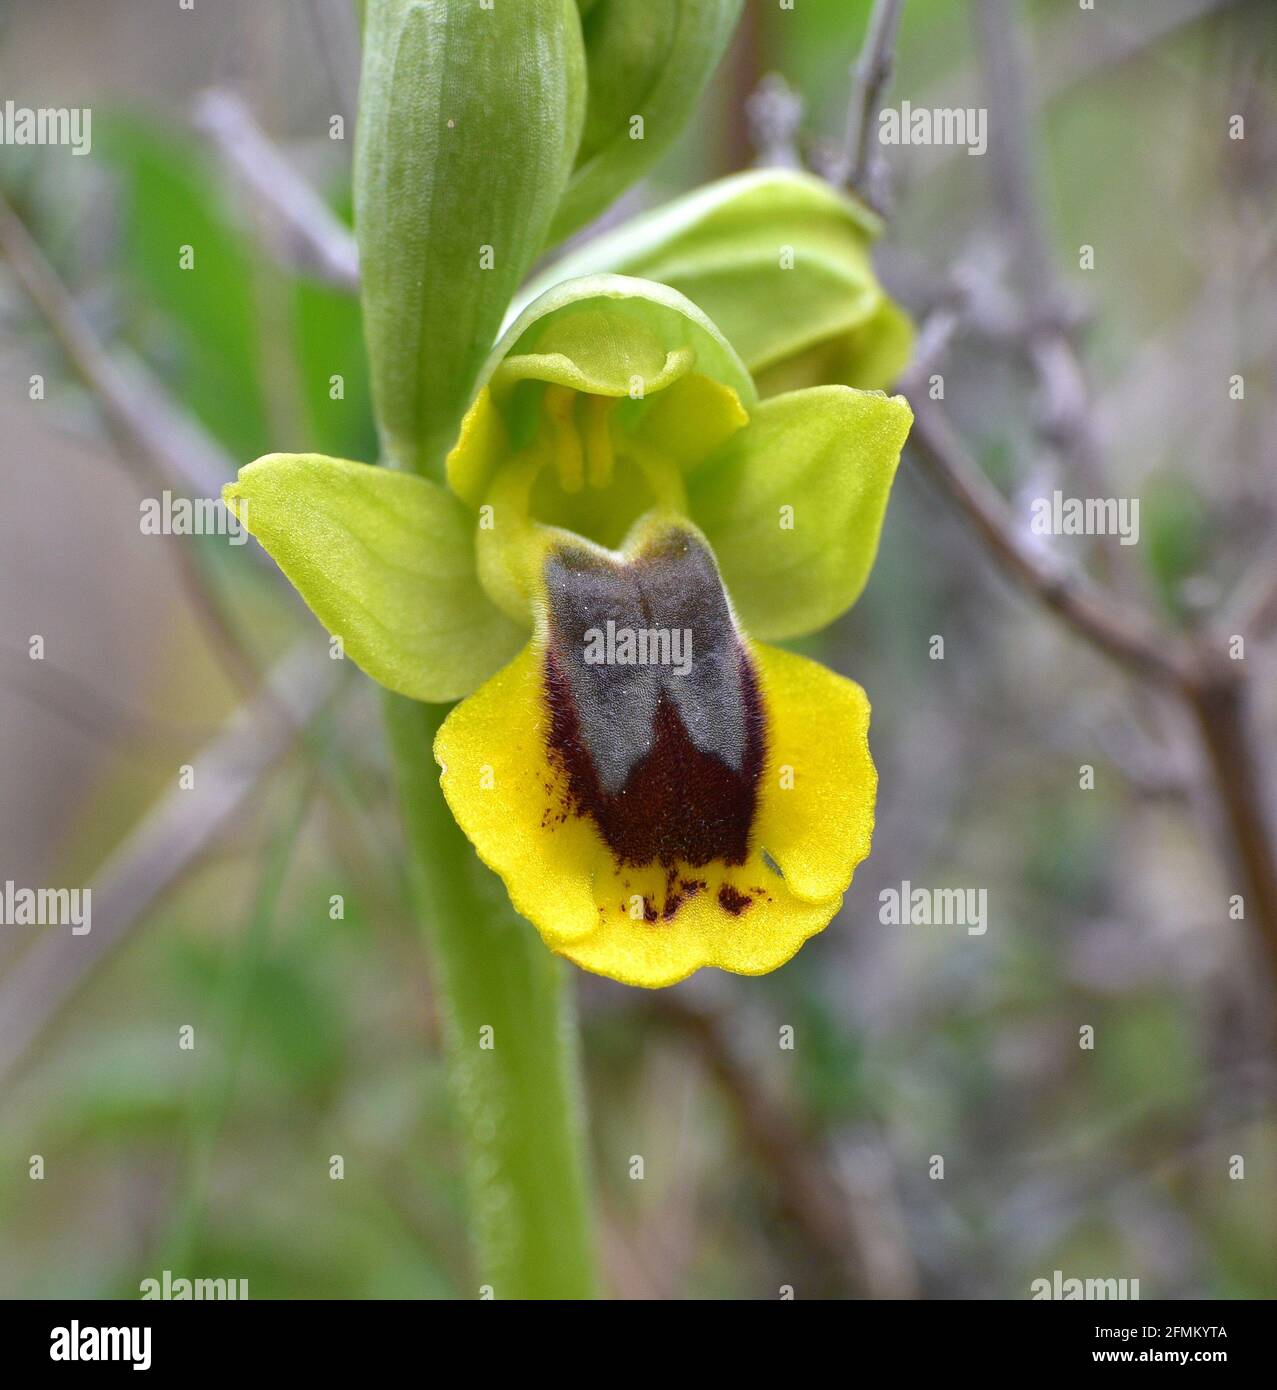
544,526 -> 749,797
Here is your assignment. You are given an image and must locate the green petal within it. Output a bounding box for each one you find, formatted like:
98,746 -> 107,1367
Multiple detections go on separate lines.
493,273 -> 754,402
224,454 -> 523,702
450,273 -> 755,506
355,0 -> 586,478
526,170 -> 912,394
549,0 -> 743,243
689,386 -> 913,640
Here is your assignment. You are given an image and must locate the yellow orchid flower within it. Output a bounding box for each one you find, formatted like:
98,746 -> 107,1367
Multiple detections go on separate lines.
226,274 -> 911,987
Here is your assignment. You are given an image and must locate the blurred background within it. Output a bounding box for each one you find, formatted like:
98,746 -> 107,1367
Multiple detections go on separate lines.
1,0 -> 1275,1299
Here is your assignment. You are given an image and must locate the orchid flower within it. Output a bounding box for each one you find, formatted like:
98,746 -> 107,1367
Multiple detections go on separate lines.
226,273 -> 911,987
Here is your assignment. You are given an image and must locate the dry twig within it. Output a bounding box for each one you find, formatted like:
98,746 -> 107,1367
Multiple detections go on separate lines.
839,0 -> 904,208
0,644 -> 340,1087
894,0 -> 1277,1019
192,89 -> 359,292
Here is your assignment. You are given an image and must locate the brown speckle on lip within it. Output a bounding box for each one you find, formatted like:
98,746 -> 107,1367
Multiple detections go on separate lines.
660,871 -> 705,922
717,883 -> 754,916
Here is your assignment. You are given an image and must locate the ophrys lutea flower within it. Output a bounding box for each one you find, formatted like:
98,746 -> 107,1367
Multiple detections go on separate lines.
225,274 -> 911,987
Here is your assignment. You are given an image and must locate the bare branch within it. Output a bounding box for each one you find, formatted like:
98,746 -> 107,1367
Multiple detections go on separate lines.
901,385 -> 1196,689
0,645 -> 340,1088
905,360 -> 1277,1025
973,0 -> 1111,517
1186,671 -> 1277,1000
0,190 -> 282,695
972,0 -> 1054,305
193,89 -> 359,292
839,0 -> 905,207
746,73 -> 805,170
962,3 -> 1277,982
889,0 -> 1245,184
0,193 -> 233,499
650,994 -> 920,1299
1227,544 -> 1277,642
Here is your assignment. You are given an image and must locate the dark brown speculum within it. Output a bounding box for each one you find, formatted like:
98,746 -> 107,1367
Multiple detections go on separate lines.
543,525 -> 765,874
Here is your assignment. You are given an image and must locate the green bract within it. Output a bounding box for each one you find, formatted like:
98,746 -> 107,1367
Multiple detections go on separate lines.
550,0 -> 743,244
355,0 -> 586,479
521,169 -> 913,397
225,275 -> 911,696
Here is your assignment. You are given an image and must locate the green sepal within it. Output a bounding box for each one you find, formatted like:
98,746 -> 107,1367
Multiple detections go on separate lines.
689,386 -> 913,640
547,0 -> 743,244
224,454 -> 523,702
529,169 -> 913,394
355,0 -> 586,478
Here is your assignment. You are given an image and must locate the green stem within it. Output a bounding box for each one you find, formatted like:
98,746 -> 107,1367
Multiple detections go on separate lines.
382,690 -> 596,1299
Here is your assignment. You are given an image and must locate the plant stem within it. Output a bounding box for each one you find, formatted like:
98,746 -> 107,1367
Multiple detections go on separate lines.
381,690 -> 596,1299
